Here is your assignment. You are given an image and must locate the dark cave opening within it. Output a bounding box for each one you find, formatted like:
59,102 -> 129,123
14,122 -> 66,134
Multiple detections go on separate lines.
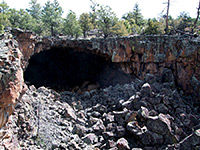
24,47 -> 135,92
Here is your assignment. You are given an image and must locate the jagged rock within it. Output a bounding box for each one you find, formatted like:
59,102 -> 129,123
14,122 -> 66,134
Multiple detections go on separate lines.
102,131 -> 115,140
122,101 -> 133,111
117,138 -> 130,150
73,124 -> 87,137
92,119 -> 106,134
179,129 -> 200,150
126,121 -> 144,136
137,106 -> 149,121
125,111 -> 137,123
144,73 -> 157,85
82,133 -> 98,144
92,104 -> 107,114
0,35 -> 25,128
103,113 -> 115,124
116,126 -> 126,138
161,68 -> 175,83
64,103 -> 77,120
113,109 -> 129,125
107,139 -> 117,148
140,83 -> 152,97
146,113 -> 171,135
140,131 -> 164,146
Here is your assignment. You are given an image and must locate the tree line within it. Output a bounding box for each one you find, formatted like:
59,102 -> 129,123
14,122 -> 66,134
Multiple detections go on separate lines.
0,0 -> 199,38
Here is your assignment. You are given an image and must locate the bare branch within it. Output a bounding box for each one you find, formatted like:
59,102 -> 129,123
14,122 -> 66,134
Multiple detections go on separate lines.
165,0 -> 170,34
193,0 -> 200,33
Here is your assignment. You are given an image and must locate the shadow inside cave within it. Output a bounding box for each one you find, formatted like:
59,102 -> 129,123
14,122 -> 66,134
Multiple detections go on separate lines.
24,47 -> 135,92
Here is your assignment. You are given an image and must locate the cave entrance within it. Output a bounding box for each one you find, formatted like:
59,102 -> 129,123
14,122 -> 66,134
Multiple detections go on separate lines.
24,47 -> 135,92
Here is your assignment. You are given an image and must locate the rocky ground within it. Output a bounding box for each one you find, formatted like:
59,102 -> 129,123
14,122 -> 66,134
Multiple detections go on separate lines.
0,69 -> 200,150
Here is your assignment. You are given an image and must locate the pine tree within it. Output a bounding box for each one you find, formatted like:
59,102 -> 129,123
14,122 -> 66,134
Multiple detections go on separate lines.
26,0 -> 41,20
42,0 -> 63,36
63,10 -> 82,38
79,13 -> 93,38
96,5 -> 118,38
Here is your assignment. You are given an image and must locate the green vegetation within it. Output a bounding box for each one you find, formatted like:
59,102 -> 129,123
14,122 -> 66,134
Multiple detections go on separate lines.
79,13 -> 93,38
0,0 -> 199,37
63,10 -> 82,38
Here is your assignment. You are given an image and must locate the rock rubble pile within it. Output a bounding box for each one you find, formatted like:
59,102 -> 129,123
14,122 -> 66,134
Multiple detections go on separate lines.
1,69 -> 199,150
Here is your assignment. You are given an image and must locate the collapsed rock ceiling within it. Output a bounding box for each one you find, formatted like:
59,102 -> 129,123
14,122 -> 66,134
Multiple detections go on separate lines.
24,47 -> 135,92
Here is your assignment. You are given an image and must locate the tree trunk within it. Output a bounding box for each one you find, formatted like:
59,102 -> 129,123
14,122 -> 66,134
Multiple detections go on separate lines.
193,0 -> 200,33
83,30 -> 86,38
165,0 -> 170,34
51,24 -> 54,36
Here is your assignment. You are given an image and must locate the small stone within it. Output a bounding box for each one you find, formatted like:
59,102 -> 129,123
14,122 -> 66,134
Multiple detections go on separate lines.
64,103 -> 77,120
126,121 -> 143,136
82,133 -> 98,144
122,100 -> 133,110
92,119 -> 106,134
116,126 -> 126,138
144,73 -> 157,85
125,111 -> 137,123
140,83 -> 152,97
92,104 -> 107,114
113,109 -> 128,125
117,138 -> 130,150
106,123 -> 117,131
73,124 -> 87,137
107,140 -> 117,148
91,111 -> 101,118
161,68 -> 175,83
155,103 -> 168,114
138,106 -> 149,121
103,113 -> 115,124
88,116 -> 99,126
102,131 -> 115,140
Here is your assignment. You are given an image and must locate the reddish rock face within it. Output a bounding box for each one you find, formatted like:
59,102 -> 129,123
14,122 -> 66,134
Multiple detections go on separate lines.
13,29 -> 200,96
0,35 -> 25,128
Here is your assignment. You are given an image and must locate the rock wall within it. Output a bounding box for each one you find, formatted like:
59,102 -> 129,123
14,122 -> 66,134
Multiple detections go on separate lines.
0,33 -> 25,128
12,29 -> 200,95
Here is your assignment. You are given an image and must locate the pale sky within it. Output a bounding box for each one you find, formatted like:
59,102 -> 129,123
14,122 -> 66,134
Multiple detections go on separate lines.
3,0 -> 200,19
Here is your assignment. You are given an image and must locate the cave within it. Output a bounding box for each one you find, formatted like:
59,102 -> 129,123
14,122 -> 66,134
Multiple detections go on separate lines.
24,47 -> 135,92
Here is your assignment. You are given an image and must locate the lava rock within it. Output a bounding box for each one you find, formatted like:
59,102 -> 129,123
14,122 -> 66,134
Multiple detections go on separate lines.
117,138 -> 130,150
146,113 -> 171,135
82,133 -> 98,144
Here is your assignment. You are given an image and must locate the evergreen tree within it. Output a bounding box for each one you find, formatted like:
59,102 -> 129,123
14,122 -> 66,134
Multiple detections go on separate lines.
63,10 -> 82,38
79,13 -> 93,38
111,20 -> 129,36
89,0 -> 99,29
0,0 -> 9,14
26,0 -> 41,20
122,3 -> 144,34
42,0 -> 63,36
144,18 -> 163,35
8,8 -> 35,30
27,0 -> 43,34
177,11 -> 193,32
96,5 -> 118,38
122,3 -> 144,26
0,0 -> 10,33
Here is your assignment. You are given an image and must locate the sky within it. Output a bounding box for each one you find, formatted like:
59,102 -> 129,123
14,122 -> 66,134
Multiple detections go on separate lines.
3,0 -> 200,19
